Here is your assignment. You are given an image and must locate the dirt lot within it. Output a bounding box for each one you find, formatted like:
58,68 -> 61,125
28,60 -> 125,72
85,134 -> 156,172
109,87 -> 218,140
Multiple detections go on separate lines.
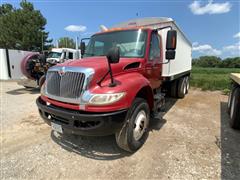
1,81 -> 240,179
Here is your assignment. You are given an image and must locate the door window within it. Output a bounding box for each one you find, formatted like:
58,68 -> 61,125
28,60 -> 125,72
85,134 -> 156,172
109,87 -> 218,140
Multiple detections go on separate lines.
68,52 -> 73,59
149,33 -> 160,61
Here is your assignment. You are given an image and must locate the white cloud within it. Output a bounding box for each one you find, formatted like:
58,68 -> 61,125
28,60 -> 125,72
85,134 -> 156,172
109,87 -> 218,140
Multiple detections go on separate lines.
64,25 -> 87,32
192,42 -> 222,56
223,42 -> 240,55
189,0 -> 231,15
233,32 -> 240,38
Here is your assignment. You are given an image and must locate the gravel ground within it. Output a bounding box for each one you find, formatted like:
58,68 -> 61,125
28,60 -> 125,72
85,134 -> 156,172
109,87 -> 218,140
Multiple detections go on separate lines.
1,81 -> 240,179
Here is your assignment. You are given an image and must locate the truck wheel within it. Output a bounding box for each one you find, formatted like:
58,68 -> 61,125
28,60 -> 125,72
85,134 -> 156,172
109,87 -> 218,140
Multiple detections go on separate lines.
227,85 -> 237,114
185,76 -> 190,94
227,89 -> 233,114
177,77 -> 186,98
170,80 -> 178,98
115,98 -> 150,152
229,87 -> 240,129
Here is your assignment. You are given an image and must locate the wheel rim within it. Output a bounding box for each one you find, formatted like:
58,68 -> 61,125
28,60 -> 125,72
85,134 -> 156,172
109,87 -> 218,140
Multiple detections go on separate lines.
133,110 -> 147,141
230,94 -> 235,119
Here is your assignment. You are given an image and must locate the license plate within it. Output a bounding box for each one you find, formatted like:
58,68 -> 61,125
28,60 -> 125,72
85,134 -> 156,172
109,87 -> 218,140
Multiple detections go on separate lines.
51,122 -> 63,133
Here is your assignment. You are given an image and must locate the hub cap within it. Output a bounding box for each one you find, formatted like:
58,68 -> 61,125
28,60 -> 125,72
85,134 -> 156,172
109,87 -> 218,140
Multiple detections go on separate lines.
133,110 -> 147,141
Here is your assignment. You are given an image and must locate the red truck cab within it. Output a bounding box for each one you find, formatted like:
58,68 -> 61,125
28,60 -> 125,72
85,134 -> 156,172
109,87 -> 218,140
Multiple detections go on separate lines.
37,18 -> 192,152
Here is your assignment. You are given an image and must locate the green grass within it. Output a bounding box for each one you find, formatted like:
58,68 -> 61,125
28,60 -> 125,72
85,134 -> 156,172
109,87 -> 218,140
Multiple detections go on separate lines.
190,67 -> 240,92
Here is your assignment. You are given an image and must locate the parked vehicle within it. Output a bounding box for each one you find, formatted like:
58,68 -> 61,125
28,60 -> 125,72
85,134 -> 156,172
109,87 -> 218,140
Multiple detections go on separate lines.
227,73 -> 240,129
46,48 -> 81,64
18,48 -> 81,88
36,17 -> 192,152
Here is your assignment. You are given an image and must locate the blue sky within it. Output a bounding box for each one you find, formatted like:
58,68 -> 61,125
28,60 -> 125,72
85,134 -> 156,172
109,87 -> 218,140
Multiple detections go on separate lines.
1,0 -> 240,58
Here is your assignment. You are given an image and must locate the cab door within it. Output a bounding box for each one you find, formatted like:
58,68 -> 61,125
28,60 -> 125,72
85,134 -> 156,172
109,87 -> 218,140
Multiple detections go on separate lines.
145,31 -> 162,89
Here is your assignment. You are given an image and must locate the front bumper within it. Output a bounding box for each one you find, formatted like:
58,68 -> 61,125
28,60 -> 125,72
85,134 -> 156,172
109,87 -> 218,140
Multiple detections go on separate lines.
36,97 -> 128,136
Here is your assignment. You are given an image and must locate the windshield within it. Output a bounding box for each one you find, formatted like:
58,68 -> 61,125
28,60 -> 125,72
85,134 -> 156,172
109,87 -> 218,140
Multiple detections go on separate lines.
84,29 -> 147,58
47,52 -> 62,58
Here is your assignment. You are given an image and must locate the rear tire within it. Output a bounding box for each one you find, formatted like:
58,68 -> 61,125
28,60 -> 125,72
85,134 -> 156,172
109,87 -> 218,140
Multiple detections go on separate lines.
227,84 -> 237,114
115,98 -> 150,152
177,77 -> 186,98
229,87 -> 240,129
227,89 -> 233,114
170,80 -> 178,98
185,76 -> 190,94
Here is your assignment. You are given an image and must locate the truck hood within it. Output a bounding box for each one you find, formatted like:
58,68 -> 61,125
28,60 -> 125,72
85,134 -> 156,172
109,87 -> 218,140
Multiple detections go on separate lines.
56,56 -> 144,84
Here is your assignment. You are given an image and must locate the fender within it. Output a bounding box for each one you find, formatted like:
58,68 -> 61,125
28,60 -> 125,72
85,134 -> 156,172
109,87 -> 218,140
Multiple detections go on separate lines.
86,72 -> 154,112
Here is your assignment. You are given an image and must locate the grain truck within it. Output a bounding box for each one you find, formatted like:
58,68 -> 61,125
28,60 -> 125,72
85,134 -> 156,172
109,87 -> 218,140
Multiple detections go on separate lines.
227,73 -> 240,129
36,17 -> 192,152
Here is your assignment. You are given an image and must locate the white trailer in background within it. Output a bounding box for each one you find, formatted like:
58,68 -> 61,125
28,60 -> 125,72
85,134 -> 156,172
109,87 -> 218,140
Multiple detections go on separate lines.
228,73 -> 240,129
0,49 -> 33,80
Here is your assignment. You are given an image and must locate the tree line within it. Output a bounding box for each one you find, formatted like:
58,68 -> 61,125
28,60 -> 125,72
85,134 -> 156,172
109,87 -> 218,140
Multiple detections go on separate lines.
0,1 -> 52,51
192,56 -> 240,68
0,1 -> 80,51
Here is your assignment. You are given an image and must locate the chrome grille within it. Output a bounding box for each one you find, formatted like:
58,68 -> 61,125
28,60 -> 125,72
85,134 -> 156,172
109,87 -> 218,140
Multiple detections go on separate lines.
46,71 -> 85,99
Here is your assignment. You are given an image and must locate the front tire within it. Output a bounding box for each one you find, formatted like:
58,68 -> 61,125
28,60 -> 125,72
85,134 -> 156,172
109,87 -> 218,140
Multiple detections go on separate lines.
115,98 -> 150,152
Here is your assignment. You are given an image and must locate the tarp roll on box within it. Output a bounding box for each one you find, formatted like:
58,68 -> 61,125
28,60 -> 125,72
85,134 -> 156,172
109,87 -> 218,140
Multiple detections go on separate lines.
0,49 -> 33,80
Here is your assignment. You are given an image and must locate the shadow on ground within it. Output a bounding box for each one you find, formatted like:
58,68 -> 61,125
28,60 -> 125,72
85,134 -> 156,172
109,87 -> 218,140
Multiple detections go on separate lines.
51,97 -> 177,160
220,102 -> 240,179
6,87 -> 39,95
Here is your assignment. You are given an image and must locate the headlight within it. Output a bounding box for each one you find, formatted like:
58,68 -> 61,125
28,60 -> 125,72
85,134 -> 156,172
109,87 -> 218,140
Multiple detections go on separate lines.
88,92 -> 125,105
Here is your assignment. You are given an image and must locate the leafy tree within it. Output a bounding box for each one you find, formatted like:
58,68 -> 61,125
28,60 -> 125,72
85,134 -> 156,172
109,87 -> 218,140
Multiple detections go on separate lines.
193,56 -> 221,67
58,37 -> 76,49
218,57 -> 240,68
0,1 -> 52,51
193,56 -> 240,68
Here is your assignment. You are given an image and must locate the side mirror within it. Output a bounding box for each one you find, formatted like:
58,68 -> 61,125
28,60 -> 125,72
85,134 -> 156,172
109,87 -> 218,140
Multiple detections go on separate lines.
165,50 -> 176,60
166,30 -> 177,50
166,30 -> 177,60
80,42 -> 86,55
107,47 -> 120,64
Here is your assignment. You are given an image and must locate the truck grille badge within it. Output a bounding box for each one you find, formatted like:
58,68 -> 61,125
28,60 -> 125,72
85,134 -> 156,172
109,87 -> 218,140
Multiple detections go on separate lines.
58,67 -> 66,76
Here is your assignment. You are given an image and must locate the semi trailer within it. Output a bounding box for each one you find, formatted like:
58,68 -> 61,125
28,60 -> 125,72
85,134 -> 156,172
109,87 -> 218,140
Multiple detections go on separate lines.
36,17 -> 192,152
228,73 -> 240,129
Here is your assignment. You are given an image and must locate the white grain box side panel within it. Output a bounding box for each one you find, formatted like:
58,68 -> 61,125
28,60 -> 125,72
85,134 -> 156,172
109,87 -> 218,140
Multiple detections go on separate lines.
158,23 -> 192,78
